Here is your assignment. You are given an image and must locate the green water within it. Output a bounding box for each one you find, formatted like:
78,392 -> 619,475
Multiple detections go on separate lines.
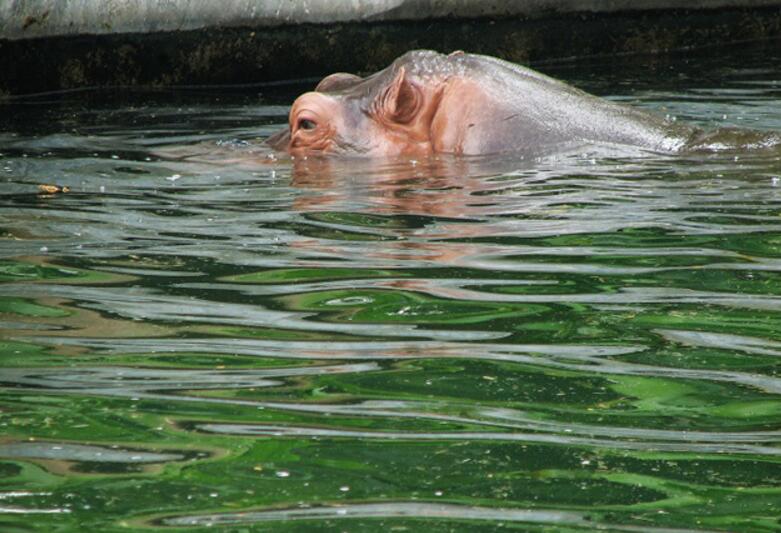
1,45 -> 781,532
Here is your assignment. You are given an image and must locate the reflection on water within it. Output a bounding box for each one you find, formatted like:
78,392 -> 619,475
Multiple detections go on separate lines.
162,501 -> 729,532
1,44 -> 781,531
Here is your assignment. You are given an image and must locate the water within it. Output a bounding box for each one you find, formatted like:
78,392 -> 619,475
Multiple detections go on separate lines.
1,44 -> 781,532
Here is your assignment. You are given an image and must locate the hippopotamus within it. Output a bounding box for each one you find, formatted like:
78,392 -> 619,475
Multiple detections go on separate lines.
267,50 -> 779,159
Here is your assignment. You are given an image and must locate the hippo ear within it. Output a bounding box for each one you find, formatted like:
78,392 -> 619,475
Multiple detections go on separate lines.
315,72 -> 362,93
384,67 -> 420,124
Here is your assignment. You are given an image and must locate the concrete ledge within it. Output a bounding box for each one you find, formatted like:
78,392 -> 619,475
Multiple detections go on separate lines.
1,1 -> 781,96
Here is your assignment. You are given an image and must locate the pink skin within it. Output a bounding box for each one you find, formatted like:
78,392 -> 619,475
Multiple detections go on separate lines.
272,50 -> 764,158
280,57 -> 491,158
288,71 -> 429,157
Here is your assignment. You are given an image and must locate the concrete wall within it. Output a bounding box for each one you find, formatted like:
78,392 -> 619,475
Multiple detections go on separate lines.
3,0 -> 781,40
1,1 -> 781,96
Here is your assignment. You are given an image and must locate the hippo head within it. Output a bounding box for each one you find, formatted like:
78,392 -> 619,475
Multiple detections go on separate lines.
269,51 -> 480,158
268,49 -> 694,158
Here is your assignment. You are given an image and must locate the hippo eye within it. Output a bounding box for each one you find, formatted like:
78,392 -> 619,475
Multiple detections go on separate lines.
298,118 -> 317,131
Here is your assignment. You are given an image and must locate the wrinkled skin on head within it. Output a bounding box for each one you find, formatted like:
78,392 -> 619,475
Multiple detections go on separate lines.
267,50 -> 779,158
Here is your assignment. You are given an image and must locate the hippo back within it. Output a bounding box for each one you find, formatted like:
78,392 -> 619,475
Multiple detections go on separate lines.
398,51 -> 695,155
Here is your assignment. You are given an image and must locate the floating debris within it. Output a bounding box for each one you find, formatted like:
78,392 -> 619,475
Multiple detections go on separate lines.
37,184 -> 70,194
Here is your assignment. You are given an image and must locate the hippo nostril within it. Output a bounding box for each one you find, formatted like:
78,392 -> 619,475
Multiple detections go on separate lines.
298,118 -> 317,131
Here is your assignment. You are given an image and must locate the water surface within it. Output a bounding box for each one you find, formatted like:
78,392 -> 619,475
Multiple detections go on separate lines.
1,44 -> 781,532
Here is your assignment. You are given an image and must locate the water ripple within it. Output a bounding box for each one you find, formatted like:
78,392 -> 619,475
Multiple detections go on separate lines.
1,363 -> 380,394
3,46 -> 781,532
195,423 -> 781,455
0,442 -> 184,463
0,284 -> 505,341
160,501 -> 716,532
656,328 -> 781,357
18,336 -> 781,393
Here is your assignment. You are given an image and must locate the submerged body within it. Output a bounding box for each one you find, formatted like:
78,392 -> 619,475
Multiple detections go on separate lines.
268,50 -> 779,158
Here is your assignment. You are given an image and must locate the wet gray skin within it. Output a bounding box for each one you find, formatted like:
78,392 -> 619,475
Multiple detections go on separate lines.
267,50 -> 781,157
